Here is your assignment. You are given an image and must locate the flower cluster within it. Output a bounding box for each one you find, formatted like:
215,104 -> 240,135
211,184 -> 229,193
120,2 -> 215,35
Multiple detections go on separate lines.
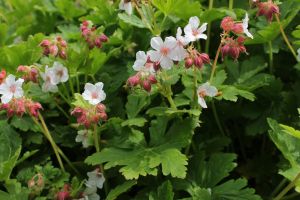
80,20 -> 108,49
72,82 -> 107,128
220,13 -> 253,60
127,16 -> 208,92
0,97 -> 42,118
40,62 -> 69,93
40,36 -> 67,59
253,0 -> 280,22
17,65 -> 39,83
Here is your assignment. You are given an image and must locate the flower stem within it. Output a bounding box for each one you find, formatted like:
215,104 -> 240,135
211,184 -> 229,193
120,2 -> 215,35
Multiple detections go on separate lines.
209,43 -> 222,82
193,66 -> 198,108
76,74 -> 80,93
58,89 -> 71,106
93,124 -> 100,152
275,14 -> 298,61
54,100 -> 69,119
229,0 -> 234,10
274,172 -> 300,200
268,41 -> 274,74
205,0 -> 214,53
211,100 -> 226,136
68,77 -> 75,96
271,179 -> 288,198
34,114 -> 65,171
166,93 -> 177,110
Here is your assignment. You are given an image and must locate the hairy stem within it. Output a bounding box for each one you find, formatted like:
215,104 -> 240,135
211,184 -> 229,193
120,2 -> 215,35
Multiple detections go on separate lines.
93,124 -> 100,152
268,41 -> 274,74
33,114 -> 65,171
205,0 -> 214,53
209,43 -> 222,82
274,172 -> 300,200
275,14 -> 298,60
193,66 -> 198,108
211,101 -> 226,136
229,0 -> 234,10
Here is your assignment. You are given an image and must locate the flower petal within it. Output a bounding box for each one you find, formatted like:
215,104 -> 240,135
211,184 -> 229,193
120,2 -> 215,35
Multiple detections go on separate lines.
150,37 -> 163,50
189,16 -> 200,29
198,96 -> 207,108
160,57 -> 173,70
148,50 -> 161,62
1,93 -> 13,104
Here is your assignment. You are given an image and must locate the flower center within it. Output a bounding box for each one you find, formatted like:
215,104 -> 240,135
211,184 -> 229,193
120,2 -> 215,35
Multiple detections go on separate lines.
9,85 -> 16,93
192,29 -> 199,36
56,70 -> 63,78
160,47 -> 169,56
199,90 -> 206,97
91,92 -> 99,99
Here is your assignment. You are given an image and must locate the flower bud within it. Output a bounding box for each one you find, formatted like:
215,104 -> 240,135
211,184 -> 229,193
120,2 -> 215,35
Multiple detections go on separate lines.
185,57 -> 194,68
148,75 -> 157,84
99,34 -> 108,42
229,46 -> 240,60
40,39 -> 50,47
257,0 -> 279,22
153,62 -> 161,71
142,80 -> 151,92
94,37 -> 102,48
221,16 -> 234,32
49,45 -> 59,56
96,104 -> 106,113
59,50 -> 67,59
221,44 -> 231,60
0,69 -> 7,84
199,53 -> 210,64
232,23 -> 244,34
56,191 -> 70,200
127,75 -> 140,87
194,56 -> 203,68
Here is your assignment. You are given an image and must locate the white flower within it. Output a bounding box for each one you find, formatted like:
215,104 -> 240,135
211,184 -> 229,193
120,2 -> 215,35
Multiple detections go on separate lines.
75,130 -> 93,148
41,66 -> 58,93
86,169 -> 105,189
184,16 -> 207,43
132,51 -> 155,74
119,0 -> 133,15
297,48 -> 300,62
81,184 -> 100,200
242,13 -> 253,39
169,27 -> 189,61
0,74 -> 24,104
197,82 -> 218,108
51,62 -> 69,84
148,36 -> 177,70
82,82 -> 106,105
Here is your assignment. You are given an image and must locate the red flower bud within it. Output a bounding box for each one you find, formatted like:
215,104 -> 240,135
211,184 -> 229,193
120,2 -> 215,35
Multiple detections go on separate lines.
142,80 -> 151,92
99,34 -> 108,42
232,23 -> 243,34
56,191 -> 70,200
49,45 -> 59,56
0,69 -> 6,84
148,75 -> 157,84
40,39 -> 50,47
221,16 -> 235,32
185,57 -> 194,68
127,75 -> 140,87
257,0 -> 279,22
199,53 -> 210,64
194,56 -> 203,68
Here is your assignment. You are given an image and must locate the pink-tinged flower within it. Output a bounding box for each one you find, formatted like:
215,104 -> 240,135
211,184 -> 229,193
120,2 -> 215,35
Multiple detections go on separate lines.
184,16 -> 207,43
232,23 -> 244,35
0,74 -> 24,104
76,129 -> 93,148
221,37 -> 247,60
242,13 -> 253,39
26,101 -> 43,117
197,82 -> 218,108
71,107 -> 90,128
82,82 -> 106,105
51,62 -> 69,84
0,69 -> 6,84
169,28 -> 189,61
221,16 -> 235,32
40,66 -> 58,93
132,51 -> 155,74
148,36 -> 177,70
256,0 -> 279,22
86,168 -> 105,189
119,0 -> 133,15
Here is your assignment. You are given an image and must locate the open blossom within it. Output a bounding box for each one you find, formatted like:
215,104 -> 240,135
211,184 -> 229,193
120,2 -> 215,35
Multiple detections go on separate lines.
86,169 -> 105,189
184,16 -> 207,43
169,27 -> 189,61
75,129 -> 93,148
81,184 -> 100,200
41,66 -> 58,93
132,51 -> 155,74
119,0 -> 132,15
82,82 -> 106,105
51,62 -> 69,84
0,74 -> 24,104
242,13 -> 253,39
197,82 -> 218,108
148,36 -> 177,70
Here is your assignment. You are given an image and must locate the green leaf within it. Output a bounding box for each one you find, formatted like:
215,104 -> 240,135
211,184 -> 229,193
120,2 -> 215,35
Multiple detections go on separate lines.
0,121 -> 22,181
280,124 -> 300,140
72,93 -> 91,108
220,85 -> 255,102
149,181 -> 174,200
106,180 -> 137,200
118,13 -> 147,28
121,118 -> 147,127
212,179 -> 262,200
126,93 -> 150,118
